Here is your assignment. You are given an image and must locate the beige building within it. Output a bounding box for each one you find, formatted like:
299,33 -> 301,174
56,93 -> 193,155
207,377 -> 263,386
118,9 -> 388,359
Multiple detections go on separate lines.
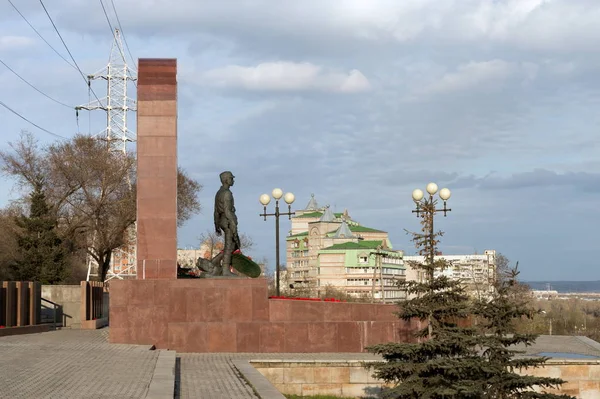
285,195 -> 406,302
403,250 -> 496,298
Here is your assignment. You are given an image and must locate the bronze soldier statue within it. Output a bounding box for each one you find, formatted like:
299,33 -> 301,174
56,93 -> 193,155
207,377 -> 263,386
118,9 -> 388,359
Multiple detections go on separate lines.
194,171 -> 261,278
212,171 -> 241,276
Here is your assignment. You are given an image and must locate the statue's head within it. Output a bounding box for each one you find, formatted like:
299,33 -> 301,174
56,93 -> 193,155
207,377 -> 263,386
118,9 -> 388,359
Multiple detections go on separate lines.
220,171 -> 235,186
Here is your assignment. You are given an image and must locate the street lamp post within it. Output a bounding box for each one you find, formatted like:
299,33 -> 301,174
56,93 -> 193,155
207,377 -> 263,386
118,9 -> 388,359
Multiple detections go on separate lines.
411,183 -> 452,274
411,183 -> 451,339
259,189 -> 295,297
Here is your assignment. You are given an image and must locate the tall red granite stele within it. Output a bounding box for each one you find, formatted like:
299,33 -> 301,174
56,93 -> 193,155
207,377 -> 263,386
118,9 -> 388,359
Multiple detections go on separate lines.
136,58 -> 178,280
109,58 -> 420,352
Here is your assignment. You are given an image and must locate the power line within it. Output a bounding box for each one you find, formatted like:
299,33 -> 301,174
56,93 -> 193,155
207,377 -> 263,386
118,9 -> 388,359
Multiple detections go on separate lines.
0,58 -> 72,108
108,0 -> 138,71
99,0 -> 117,42
38,0 -> 104,105
0,100 -> 66,139
6,0 -> 77,70
100,0 -> 136,87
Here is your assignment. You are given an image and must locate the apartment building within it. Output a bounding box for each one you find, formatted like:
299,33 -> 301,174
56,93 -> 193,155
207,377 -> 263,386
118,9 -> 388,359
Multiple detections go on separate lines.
285,195 -> 406,302
403,250 -> 496,297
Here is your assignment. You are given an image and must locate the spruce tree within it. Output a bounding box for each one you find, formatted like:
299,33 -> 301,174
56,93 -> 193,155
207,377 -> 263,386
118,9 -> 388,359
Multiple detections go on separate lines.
367,195 -> 487,398
12,178 -> 69,284
474,266 -> 574,398
366,195 -> 574,398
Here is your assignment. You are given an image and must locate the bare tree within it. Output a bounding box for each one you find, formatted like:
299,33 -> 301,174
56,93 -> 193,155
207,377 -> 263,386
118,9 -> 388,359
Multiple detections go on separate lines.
495,252 -> 510,279
493,253 -> 531,300
197,229 -> 254,259
177,167 -> 201,227
0,131 -> 48,192
1,132 -> 203,281
46,136 -> 136,281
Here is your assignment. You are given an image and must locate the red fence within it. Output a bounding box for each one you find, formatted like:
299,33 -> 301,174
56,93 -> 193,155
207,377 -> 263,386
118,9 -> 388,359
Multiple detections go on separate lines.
0,281 -> 41,328
268,296 -> 345,302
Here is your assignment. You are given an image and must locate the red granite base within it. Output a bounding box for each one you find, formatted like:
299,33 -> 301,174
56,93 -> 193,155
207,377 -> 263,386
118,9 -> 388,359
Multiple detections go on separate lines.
0,324 -> 51,337
109,278 -> 419,353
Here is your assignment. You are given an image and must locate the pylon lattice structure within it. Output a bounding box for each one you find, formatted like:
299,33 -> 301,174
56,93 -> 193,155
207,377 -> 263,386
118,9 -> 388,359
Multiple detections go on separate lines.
78,29 -> 138,282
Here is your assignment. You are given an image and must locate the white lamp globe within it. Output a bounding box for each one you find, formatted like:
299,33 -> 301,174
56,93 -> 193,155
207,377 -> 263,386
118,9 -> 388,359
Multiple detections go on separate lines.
412,189 -> 424,202
284,192 -> 295,204
426,182 -> 438,195
259,194 -> 271,206
272,188 -> 283,200
439,188 -> 451,201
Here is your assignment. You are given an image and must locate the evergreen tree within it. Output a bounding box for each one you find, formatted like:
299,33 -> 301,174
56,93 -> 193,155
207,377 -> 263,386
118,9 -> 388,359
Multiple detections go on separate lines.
366,195 -> 573,398
367,195 -> 487,398
474,265 -> 573,398
12,178 -> 69,284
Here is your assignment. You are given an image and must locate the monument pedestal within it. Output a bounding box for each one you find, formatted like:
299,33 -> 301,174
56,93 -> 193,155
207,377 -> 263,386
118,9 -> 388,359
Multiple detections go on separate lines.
110,278 -> 417,353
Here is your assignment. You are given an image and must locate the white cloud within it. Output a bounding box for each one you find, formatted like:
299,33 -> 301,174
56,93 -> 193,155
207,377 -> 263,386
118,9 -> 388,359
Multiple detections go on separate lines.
0,35 -> 34,51
414,60 -> 542,98
200,62 -> 371,93
426,60 -> 516,93
47,0 -> 600,56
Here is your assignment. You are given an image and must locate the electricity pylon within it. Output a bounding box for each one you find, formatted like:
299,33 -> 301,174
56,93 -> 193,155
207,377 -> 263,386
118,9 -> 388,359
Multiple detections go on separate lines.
78,29 -> 137,281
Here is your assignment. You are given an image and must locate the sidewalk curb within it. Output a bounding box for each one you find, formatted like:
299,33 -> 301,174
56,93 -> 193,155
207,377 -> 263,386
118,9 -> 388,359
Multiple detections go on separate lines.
232,359 -> 286,399
146,350 -> 176,399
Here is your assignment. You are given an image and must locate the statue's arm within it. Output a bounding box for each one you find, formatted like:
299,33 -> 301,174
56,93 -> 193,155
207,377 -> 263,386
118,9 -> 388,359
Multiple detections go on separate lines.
214,201 -> 222,235
223,192 -> 237,228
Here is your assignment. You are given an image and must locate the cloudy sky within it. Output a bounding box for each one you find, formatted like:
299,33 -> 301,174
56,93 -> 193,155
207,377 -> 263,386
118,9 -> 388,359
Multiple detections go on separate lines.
1,0 -> 599,281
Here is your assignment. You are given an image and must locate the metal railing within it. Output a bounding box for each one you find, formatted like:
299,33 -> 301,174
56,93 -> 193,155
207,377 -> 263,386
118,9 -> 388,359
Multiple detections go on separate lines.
40,297 -> 59,330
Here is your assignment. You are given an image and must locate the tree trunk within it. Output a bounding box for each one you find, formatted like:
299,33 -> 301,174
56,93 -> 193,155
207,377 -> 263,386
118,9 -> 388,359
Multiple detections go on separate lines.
98,250 -> 112,281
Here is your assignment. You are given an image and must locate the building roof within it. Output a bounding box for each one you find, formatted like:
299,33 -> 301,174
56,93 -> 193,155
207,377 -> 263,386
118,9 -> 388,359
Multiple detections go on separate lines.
305,194 -> 319,211
348,225 -> 386,233
321,240 -> 386,251
319,205 -> 335,222
332,220 -> 355,239
287,231 -> 309,239
295,211 -> 323,219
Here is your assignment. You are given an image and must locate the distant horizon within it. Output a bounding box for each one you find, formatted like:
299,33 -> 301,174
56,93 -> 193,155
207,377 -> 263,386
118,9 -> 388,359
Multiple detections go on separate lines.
524,280 -> 600,283
522,281 -> 600,293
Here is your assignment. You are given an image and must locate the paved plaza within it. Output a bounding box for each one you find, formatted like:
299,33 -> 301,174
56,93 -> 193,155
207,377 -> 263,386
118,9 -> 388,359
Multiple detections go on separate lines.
0,329 -> 158,399
1,328 -> 599,398
0,329 -> 379,399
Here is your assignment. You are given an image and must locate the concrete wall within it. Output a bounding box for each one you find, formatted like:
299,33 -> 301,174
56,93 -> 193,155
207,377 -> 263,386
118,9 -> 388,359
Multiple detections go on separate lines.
41,285 -> 110,329
41,285 -> 82,328
519,360 -> 600,398
253,360 -> 385,398
253,360 -> 600,399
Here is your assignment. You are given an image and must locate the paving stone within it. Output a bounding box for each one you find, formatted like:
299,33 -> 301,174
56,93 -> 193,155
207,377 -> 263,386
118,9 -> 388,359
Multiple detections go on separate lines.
0,329 -> 158,399
3,329 -> 597,399
175,352 -> 381,399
